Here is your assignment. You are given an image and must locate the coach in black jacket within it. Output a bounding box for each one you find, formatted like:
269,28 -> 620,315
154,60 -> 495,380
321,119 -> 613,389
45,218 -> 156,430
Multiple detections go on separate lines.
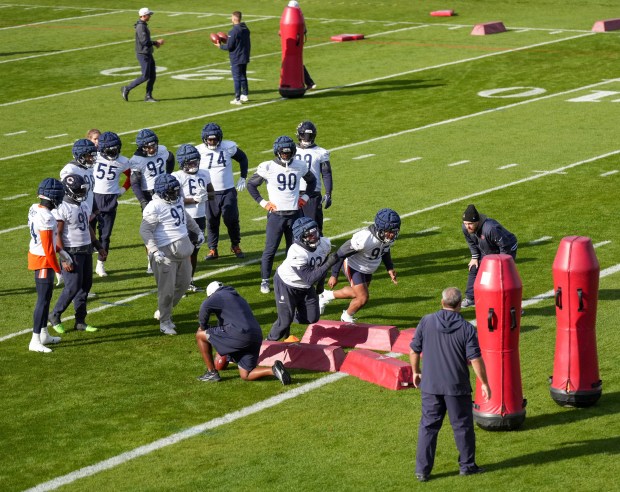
461,204 -> 518,307
215,11 -> 251,105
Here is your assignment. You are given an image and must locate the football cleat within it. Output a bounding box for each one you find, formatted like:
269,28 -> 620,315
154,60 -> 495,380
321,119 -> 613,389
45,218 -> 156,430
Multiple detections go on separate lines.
40,328 -> 61,345
197,370 -> 221,382
461,298 -> 475,308
48,313 -> 65,334
260,279 -> 270,294
144,95 -> 158,102
283,335 -> 300,343
160,320 -> 177,335
240,95 -> 249,102
204,249 -> 219,261
121,86 -> 129,101
272,360 -> 292,385
201,123 -> 223,150
231,245 -> 245,258
29,340 -> 52,353
154,174 -> 181,203
187,281 -> 201,293
318,292 -> 333,315
230,98 -> 242,105
95,260 -> 108,277
341,310 -> 357,323
374,208 -> 401,243
75,323 -> 98,332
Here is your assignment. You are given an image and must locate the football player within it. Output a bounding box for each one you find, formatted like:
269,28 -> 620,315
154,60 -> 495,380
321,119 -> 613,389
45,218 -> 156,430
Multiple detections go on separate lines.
27,178 -> 70,353
246,135 -> 317,294
319,208 -> 401,322
295,121 -> 333,235
196,281 -> 291,385
267,217 -> 339,341
172,144 -> 215,292
196,122 -> 248,261
49,175 -> 107,334
60,139 -> 98,212
139,173 -> 204,335
129,129 -> 176,274
92,131 -> 131,277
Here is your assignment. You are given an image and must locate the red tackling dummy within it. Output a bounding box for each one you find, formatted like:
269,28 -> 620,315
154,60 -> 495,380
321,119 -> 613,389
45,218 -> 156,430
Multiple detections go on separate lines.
330,33 -> 365,42
258,341 -> 345,372
301,320 -> 398,352
340,349 -> 414,390
430,10 -> 455,17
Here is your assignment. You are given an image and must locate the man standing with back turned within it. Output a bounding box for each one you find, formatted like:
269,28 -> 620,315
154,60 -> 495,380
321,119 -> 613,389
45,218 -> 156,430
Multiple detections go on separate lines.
121,7 -> 165,103
410,287 -> 491,482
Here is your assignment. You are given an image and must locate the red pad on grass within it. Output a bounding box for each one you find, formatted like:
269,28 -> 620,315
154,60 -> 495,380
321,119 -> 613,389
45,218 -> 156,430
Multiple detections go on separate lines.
301,320 -> 398,351
258,341 -> 345,372
592,19 -> 620,32
430,10 -> 454,17
330,33 -> 365,42
391,328 -> 417,354
471,21 -> 506,35
340,349 -> 414,390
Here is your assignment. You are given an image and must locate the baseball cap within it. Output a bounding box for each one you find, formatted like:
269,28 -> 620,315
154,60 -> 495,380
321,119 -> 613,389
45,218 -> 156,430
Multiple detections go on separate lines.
139,7 -> 154,16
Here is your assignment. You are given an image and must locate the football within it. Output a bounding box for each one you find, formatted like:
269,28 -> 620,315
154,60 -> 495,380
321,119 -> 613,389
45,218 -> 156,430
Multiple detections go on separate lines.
217,31 -> 229,43
209,32 -> 220,45
214,353 -> 229,371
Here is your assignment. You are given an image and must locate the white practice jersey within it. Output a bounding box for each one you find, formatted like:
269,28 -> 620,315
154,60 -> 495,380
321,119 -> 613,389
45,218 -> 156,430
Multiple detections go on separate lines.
196,140 -> 238,191
93,154 -> 130,195
277,238 -> 332,289
52,201 -> 92,248
297,145 -> 330,193
129,145 -> 171,191
172,169 -> 211,219
255,158 -> 308,211
28,204 -> 58,257
346,227 -> 392,274
142,197 -> 189,249
60,163 -> 95,211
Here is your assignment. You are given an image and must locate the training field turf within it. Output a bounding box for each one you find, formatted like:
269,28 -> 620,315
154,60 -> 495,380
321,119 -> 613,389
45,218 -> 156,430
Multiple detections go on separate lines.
1,1 -> 619,490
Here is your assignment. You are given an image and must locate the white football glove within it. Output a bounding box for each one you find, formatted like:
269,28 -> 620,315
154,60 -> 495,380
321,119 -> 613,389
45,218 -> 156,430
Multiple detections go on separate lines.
195,232 -> 205,248
236,177 -> 246,192
193,188 -> 209,203
55,272 -> 64,286
58,250 -> 73,266
152,250 -> 171,266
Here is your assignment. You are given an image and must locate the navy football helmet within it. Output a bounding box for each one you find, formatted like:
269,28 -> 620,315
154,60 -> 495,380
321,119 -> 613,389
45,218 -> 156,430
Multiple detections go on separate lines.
273,136 -> 296,166
72,139 -> 97,169
292,216 -> 320,250
136,128 -> 159,156
62,174 -> 88,203
37,177 -> 65,208
296,121 -> 317,148
177,144 -> 201,174
374,208 -> 401,243
98,131 -> 122,161
201,123 -> 223,150
154,173 -> 181,203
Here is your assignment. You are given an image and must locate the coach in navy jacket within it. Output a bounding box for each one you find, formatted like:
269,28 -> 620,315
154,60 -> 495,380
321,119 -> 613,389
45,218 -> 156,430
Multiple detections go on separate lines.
410,287 -> 491,481
218,11 -> 251,104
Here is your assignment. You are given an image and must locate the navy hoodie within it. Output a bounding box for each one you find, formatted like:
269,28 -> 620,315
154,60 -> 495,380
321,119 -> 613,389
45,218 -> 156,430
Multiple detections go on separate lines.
410,309 -> 481,396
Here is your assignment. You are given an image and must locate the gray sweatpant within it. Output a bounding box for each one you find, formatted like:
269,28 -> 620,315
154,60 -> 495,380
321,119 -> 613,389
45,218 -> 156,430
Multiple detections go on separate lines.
152,237 -> 193,323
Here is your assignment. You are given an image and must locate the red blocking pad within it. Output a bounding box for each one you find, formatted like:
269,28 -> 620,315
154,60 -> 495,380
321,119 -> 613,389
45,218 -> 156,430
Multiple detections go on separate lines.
391,328 -> 417,354
330,33 -> 365,42
302,320 -> 398,351
471,21 -> 506,35
258,341 -> 345,372
592,18 -> 620,32
430,10 -> 454,17
340,349 -> 414,390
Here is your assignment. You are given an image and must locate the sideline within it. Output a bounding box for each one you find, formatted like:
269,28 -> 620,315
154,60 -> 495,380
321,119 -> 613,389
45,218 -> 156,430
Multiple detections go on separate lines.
2,148 -> 619,342
24,264 -> 620,491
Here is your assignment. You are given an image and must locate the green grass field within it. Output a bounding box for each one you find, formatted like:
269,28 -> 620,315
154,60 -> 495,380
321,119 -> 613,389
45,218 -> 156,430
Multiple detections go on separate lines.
1,1 -> 619,490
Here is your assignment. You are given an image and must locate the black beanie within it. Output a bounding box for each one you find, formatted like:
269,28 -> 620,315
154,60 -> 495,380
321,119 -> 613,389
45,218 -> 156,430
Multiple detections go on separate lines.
462,204 -> 479,222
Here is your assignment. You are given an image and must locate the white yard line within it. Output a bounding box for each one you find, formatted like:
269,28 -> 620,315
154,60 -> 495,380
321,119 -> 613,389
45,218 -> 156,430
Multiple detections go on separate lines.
25,262 -> 620,491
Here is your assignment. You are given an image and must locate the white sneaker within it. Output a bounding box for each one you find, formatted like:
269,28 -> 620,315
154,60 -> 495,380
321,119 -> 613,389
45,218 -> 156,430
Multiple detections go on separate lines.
240,94 -> 249,102
341,310 -> 357,323
95,260 -> 108,277
318,292 -> 333,315
230,99 -> 242,106
40,328 -> 61,345
29,340 -> 52,353
260,279 -> 270,294
153,309 -> 160,320
87,292 -> 97,299
160,320 -> 177,335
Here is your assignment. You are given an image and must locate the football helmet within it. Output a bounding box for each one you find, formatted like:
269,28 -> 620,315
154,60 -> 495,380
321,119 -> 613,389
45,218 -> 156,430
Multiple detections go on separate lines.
72,139 -> 97,169
37,178 -> 65,208
98,131 -> 122,161
273,136 -> 296,166
177,144 -> 201,174
374,208 -> 401,243
296,121 -> 317,148
201,123 -> 223,150
154,173 -> 181,203
62,174 -> 88,203
136,128 -> 159,156
292,216 -> 320,250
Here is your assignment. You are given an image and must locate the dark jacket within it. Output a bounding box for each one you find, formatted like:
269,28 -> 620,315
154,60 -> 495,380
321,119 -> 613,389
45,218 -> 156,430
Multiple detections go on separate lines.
410,309 -> 481,396
462,214 -> 518,259
199,286 -> 262,341
134,20 -> 156,55
221,22 -> 251,65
